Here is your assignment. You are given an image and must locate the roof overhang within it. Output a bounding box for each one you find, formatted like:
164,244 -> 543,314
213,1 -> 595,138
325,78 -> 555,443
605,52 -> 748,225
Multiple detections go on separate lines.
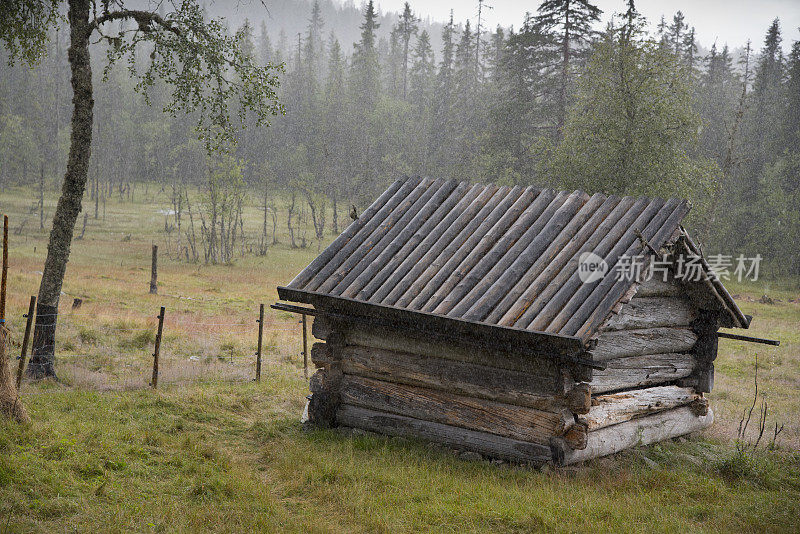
277,286 -> 602,370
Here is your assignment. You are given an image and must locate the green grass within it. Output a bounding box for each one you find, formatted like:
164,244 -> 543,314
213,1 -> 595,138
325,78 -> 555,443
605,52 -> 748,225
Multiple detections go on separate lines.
1,386 -> 799,533
0,185 -> 799,532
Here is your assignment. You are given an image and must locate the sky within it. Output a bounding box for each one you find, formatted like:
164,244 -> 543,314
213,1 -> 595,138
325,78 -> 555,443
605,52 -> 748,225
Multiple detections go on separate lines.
372,0 -> 800,51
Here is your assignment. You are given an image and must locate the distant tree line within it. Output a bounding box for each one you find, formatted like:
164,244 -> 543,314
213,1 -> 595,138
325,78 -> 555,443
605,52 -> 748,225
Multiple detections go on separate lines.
1,0 -> 798,273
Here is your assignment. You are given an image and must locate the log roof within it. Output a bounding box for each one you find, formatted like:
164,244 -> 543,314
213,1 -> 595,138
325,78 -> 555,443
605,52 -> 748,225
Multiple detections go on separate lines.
279,177 -> 747,352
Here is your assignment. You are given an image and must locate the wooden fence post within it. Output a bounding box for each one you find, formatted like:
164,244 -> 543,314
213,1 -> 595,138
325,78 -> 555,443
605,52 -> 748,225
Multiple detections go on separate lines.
256,303 -> 264,382
151,306 -> 165,389
16,296 -> 36,390
149,244 -> 158,295
302,313 -> 308,379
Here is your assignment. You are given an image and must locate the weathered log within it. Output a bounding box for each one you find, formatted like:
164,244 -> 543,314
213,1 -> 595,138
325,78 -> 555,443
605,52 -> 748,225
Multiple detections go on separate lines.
601,297 -> 697,332
524,198 -> 659,332
413,186 -> 540,312
487,196 -> 621,325
357,181 -> 472,301
318,178 -> 436,293
499,197 -> 638,328
579,385 -> 700,430
563,423 -> 588,450
590,327 -> 698,362
311,316 -> 330,340
634,276 -> 683,297
332,343 -> 566,408
688,310 -> 719,394
334,179 -> 457,296
426,189 -> 566,314
555,197 -> 680,335
340,375 -> 572,444
447,190 -> 588,318
304,177 -> 423,292
288,178 -> 405,289
341,181 -> 465,300
310,342 -> 333,368
565,382 -> 592,415
679,233 -> 748,328
337,404 -> 553,465
332,319 -> 564,380
569,200 -> 690,339
395,186 -> 514,308
591,352 -> 696,393
367,185 -> 486,304
690,397 -> 709,416
563,406 -> 713,465
468,193 -> 605,323
384,185 -> 503,307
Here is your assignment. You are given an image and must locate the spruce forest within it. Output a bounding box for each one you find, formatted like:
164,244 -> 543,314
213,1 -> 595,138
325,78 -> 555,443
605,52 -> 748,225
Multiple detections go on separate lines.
1,1 -> 800,531
1,0 -> 798,273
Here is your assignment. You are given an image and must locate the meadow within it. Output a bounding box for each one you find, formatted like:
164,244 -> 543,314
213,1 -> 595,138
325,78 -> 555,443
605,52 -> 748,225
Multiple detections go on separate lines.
0,185 -> 798,533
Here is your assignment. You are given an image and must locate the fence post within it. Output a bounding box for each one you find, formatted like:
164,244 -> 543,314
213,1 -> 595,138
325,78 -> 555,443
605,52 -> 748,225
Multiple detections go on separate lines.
151,306 -> 165,389
149,244 -> 158,295
255,303 -> 264,382
302,313 -> 308,379
16,296 -> 36,390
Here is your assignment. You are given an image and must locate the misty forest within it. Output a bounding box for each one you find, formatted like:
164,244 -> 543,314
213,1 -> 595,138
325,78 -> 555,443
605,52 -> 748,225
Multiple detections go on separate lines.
2,0 -> 799,272
1,0 -> 800,531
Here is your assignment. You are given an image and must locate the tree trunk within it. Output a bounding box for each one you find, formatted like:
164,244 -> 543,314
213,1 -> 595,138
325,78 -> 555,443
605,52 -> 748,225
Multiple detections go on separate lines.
28,0 -> 93,380
331,191 -> 339,235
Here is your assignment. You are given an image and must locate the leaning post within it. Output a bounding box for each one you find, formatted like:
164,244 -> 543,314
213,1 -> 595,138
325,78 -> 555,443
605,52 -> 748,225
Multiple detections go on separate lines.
16,296 -> 36,390
256,303 -> 264,382
151,306 -> 165,388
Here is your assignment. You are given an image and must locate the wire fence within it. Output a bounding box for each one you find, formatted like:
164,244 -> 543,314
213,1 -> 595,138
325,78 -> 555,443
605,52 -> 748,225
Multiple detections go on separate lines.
7,299 -> 310,392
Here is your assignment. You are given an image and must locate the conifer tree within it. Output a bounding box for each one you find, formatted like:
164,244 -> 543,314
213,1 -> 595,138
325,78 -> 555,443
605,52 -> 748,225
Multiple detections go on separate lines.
534,0 -> 602,132
396,2 -> 419,100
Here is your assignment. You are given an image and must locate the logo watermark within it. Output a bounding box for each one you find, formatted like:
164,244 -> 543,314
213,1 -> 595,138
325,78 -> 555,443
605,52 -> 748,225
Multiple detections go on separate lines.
578,251 -> 608,283
577,253 -> 762,284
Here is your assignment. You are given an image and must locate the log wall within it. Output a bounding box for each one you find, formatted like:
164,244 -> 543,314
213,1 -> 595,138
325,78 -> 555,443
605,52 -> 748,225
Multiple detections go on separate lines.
307,271 -> 717,465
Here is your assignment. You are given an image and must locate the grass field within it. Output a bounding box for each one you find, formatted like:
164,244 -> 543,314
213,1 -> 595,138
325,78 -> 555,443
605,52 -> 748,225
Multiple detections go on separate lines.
1,185 -> 799,533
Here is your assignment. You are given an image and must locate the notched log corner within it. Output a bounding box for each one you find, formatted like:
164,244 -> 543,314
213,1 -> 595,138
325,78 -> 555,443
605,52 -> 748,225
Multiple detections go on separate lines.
562,422 -> 588,450
565,383 -> 591,414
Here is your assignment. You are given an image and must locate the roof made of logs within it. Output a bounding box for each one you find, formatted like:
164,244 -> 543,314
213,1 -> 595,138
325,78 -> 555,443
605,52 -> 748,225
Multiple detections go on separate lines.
278,177 -> 747,351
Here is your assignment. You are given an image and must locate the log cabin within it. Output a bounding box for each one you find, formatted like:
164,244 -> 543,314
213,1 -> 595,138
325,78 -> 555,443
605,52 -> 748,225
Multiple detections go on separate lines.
276,177 -> 752,466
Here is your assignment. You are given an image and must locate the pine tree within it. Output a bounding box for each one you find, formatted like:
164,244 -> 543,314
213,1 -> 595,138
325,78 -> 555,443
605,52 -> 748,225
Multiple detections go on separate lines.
745,19 -> 786,199
259,21 -> 273,66
350,0 -> 381,110
683,26 -> 697,72
668,11 -> 686,56
430,11 -> 457,169
304,0 -> 325,82
409,30 -> 435,113
396,2 -> 419,100
322,34 -> 348,232
386,26 -> 403,98
534,0 -> 602,132
550,8 -> 716,198
486,13 -> 558,182
784,39 -> 800,154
